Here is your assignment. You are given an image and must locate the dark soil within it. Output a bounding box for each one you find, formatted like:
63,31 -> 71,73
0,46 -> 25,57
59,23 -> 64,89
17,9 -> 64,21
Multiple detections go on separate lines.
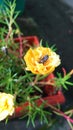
18,0 -> 73,72
17,0 -> 73,101
1,0 -> 73,130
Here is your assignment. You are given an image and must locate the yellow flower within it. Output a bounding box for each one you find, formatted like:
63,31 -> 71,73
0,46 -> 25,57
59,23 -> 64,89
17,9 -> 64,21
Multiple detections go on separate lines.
0,92 -> 15,121
24,46 -> 61,75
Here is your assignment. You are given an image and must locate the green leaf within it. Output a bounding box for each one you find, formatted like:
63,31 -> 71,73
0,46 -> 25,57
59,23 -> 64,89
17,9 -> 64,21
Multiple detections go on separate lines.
34,85 -> 43,93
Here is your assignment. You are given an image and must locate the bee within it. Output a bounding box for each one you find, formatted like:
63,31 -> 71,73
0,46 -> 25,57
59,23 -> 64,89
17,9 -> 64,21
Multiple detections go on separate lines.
39,55 -> 49,64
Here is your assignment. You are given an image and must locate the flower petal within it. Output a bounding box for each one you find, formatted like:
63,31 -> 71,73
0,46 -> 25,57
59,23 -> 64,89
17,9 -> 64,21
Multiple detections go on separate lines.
24,46 -> 61,75
0,93 -> 15,121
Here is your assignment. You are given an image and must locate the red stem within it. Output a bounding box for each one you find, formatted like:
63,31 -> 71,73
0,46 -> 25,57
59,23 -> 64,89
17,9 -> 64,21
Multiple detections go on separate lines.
18,34 -> 23,58
41,99 -> 73,123
5,29 -> 12,42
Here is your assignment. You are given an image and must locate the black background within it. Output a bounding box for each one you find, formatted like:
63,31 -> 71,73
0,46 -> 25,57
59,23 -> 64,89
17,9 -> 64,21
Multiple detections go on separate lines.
1,0 -> 73,129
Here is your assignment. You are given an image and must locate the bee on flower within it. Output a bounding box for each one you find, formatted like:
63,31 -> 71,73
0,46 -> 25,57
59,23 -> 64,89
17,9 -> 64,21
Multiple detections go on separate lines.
24,46 -> 61,75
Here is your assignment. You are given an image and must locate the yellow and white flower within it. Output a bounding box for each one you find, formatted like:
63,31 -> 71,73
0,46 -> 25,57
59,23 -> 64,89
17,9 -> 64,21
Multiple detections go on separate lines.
24,46 -> 61,75
0,92 -> 15,121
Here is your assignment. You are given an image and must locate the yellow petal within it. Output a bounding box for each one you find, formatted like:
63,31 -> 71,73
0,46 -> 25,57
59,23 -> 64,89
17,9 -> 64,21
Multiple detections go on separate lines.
24,46 -> 61,75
